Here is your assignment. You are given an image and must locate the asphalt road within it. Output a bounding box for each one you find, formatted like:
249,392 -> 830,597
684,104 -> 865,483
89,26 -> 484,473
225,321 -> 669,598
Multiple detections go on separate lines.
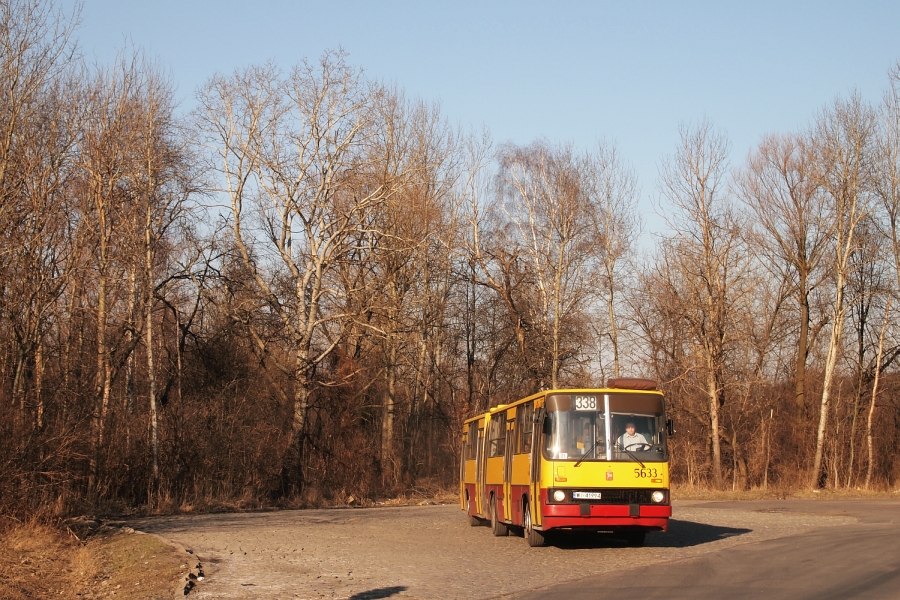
519,499 -> 900,600
130,497 -> 900,599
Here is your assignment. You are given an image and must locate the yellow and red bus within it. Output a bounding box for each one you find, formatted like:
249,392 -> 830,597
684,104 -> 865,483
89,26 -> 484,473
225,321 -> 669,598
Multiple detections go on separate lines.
459,378 -> 672,547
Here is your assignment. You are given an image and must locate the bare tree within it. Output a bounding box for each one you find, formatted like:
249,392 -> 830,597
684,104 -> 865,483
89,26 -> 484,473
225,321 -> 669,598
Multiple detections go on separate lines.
865,296 -> 891,489
0,0 -> 77,209
197,51 -> 403,495
586,141 -> 640,378
740,133 -> 831,416
494,141 -> 599,389
127,56 -> 196,501
809,93 -> 877,488
843,220 -> 890,487
876,63 -> 900,296
657,119 -> 742,489
77,54 -> 150,497
867,62 -> 900,489
0,0 -> 79,429
342,92 -> 462,481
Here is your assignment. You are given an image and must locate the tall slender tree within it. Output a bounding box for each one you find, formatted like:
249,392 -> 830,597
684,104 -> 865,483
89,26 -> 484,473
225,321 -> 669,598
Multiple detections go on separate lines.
809,93 -> 877,488
657,119 -> 742,489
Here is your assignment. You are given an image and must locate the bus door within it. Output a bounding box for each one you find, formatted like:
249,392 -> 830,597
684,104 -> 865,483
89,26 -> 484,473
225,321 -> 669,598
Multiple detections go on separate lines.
529,406 -> 545,527
475,419 -> 486,516
459,429 -> 467,511
503,408 -> 515,522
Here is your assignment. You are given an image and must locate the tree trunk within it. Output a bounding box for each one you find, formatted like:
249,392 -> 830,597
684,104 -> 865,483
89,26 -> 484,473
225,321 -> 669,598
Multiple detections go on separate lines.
730,429 -> 748,491
282,364 -> 311,496
812,286 -> 845,488
90,206 -> 110,499
795,280 -> 810,415
125,269 -> 137,415
865,297 -> 890,489
35,337 -> 43,430
707,356 -> 723,488
407,336 -> 428,477
13,350 -> 26,424
382,341 -> 397,475
146,205 -> 159,502
550,268 -> 561,390
606,287 -> 620,378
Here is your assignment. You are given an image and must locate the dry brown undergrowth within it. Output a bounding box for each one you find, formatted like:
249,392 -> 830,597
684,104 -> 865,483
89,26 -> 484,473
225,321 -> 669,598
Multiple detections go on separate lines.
671,483 -> 900,501
0,521 -> 193,599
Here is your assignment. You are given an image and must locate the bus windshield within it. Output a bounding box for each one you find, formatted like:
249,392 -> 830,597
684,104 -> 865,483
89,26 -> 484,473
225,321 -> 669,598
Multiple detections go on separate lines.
542,392 -> 668,462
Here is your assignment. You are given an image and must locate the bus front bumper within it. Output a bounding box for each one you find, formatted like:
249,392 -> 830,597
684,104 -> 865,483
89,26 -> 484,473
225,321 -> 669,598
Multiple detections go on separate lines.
540,503 -> 671,531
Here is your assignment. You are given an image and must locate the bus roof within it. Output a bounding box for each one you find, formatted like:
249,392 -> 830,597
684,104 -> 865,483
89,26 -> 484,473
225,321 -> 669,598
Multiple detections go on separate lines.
464,385 -> 664,422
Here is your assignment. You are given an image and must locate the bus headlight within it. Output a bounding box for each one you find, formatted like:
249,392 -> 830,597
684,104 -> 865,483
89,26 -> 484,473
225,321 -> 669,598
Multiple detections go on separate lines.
553,490 -> 566,502
651,490 -> 666,503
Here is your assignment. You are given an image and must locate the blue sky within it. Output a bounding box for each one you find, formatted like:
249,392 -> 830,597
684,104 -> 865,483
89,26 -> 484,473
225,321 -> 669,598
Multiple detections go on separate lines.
61,0 -> 900,236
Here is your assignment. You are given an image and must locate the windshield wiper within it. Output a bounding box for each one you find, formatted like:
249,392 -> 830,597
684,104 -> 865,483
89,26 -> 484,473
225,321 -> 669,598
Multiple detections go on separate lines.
574,437 -> 604,467
616,442 -> 646,468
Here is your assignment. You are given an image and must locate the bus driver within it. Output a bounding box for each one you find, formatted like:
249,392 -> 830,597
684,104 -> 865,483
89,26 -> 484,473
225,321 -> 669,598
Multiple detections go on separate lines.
618,422 -> 649,451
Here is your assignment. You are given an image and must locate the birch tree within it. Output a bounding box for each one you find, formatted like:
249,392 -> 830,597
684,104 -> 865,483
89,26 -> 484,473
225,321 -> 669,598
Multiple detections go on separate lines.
128,57 -> 195,501
809,93 -> 876,488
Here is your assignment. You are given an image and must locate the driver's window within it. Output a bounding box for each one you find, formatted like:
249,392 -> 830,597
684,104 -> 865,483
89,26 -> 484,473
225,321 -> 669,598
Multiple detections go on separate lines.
613,415 -> 652,449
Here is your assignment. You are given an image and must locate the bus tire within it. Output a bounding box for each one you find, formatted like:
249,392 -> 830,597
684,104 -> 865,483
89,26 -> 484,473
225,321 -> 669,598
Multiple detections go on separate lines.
523,501 -> 546,547
490,497 -> 508,537
624,531 -> 646,547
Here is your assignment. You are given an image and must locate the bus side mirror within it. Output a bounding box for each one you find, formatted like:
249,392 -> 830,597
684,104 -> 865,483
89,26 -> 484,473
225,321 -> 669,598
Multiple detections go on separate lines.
542,414 -> 552,435
666,419 -> 675,436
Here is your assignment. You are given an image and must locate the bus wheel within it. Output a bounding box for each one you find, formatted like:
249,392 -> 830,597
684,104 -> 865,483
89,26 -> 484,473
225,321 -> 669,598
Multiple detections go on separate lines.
490,497 -> 508,537
523,501 -> 546,547
466,495 -> 479,527
624,531 -> 646,547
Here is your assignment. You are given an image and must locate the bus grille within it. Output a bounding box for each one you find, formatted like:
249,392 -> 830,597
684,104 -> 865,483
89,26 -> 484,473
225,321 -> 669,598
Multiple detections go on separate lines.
583,489 -> 653,504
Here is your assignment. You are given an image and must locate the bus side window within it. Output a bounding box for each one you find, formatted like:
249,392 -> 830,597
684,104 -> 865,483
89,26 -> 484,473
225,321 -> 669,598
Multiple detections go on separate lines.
515,402 -> 534,454
522,403 -> 533,453
489,414 -> 506,457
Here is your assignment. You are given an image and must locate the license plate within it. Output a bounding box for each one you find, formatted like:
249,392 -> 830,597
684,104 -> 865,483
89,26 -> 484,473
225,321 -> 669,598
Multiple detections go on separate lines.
572,491 -> 602,500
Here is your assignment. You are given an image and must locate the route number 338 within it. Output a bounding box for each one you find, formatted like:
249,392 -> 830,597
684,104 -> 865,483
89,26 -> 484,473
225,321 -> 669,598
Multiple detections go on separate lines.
573,395 -> 598,411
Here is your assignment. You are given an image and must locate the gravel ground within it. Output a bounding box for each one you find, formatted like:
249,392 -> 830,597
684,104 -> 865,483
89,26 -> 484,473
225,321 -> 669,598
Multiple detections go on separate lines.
129,499 -> 860,599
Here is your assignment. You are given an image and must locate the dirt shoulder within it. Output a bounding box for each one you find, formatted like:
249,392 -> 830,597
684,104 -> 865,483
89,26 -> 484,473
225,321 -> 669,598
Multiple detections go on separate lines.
0,521 -> 198,599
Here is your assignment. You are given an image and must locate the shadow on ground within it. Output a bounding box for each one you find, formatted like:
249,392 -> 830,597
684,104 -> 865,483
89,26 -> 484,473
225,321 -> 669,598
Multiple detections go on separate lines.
550,519 -> 751,550
349,586 -> 408,599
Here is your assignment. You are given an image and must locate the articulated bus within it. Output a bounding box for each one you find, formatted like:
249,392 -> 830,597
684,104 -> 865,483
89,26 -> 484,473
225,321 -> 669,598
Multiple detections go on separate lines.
459,378 -> 672,547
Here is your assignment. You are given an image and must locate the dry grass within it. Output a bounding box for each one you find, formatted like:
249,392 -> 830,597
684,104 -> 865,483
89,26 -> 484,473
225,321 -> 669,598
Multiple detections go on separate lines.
671,482 -> 900,501
0,521 -> 86,599
0,521 -> 193,599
